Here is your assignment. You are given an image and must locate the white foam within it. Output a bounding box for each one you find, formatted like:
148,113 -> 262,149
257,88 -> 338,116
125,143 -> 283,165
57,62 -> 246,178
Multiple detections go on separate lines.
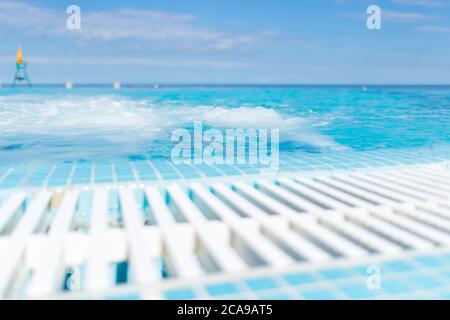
169,105 -> 345,149
0,94 -> 344,160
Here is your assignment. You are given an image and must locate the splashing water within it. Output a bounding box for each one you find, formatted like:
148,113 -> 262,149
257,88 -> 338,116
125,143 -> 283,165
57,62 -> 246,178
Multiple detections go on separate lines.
0,86 -> 449,164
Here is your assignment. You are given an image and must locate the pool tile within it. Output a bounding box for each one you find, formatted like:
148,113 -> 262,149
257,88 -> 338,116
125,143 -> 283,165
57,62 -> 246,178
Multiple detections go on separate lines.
438,292 -> 450,300
205,282 -> 240,297
439,253 -> 450,263
257,290 -> 294,300
439,270 -> 450,280
320,268 -> 352,280
353,265 -> 372,276
244,277 -> 278,291
105,293 -> 141,300
164,288 -> 197,300
221,294 -> 251,300
382,260 -> 415,273
301,289 -> 340,300
408,274 -> 442,289
415,256 -> 446,268
382,279 -> 412,295
338,283 -> 379,299
283,272 -> 318,286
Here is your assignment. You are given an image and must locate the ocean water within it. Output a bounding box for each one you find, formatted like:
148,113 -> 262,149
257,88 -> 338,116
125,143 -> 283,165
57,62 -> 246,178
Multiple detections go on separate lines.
0,85 -> 449,169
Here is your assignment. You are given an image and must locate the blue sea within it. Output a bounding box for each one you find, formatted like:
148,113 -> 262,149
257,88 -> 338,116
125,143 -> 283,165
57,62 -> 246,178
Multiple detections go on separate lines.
0,85 -> 449,187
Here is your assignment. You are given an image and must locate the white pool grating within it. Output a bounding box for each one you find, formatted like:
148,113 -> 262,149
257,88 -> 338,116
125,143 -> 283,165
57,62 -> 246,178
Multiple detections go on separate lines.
0,163 -> 449,299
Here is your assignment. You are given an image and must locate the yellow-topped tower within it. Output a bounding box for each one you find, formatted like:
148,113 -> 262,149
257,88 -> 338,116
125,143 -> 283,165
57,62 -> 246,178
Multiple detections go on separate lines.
16,47 -> 23,64
13,47 -> 31,87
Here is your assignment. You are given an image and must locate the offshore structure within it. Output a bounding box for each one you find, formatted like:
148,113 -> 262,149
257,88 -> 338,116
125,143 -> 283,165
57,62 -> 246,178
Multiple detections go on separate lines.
13,47 -> 32,87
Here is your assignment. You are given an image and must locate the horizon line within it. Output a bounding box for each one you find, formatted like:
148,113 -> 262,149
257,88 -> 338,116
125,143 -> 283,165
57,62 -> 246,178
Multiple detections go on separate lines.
2,83 -> 450,87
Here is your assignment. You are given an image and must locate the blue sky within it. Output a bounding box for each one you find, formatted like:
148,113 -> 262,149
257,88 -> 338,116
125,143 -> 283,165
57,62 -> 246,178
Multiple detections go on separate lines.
1,0 -> 450,84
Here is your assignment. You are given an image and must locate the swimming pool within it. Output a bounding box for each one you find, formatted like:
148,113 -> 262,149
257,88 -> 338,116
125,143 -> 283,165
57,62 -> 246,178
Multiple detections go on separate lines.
2,163 -> 449,299
0,85 -> 449,189
0,86 -> 449,299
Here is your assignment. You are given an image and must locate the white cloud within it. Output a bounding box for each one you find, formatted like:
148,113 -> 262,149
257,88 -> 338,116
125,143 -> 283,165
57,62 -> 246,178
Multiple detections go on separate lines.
0,1 -> 276,51
417,25 -> 450,32
344,7 -> 434,23
392,0 -> 450,8
382,9 -> 434,22
0,55 -> 247,68
0,1 -> 65,35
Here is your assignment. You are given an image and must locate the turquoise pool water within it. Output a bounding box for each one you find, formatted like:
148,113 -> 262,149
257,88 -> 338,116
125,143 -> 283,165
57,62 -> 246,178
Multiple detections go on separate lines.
159,253 -> 450,300
0,86 -> 449,188
67,251 -> 450,300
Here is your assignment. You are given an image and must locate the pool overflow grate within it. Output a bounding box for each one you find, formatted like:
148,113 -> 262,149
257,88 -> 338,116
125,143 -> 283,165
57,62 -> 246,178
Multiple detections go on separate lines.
0,163 -> 448,299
